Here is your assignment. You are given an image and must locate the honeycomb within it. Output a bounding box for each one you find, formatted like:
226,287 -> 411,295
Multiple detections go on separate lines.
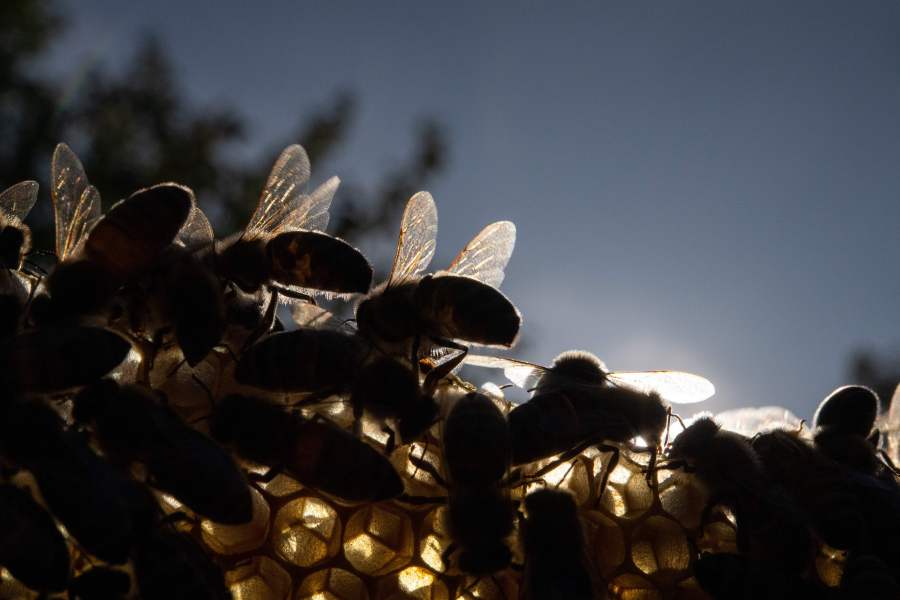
0,148 -> 874,599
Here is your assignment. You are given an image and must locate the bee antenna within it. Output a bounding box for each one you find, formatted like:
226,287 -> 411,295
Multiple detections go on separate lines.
796,419 -> 807,435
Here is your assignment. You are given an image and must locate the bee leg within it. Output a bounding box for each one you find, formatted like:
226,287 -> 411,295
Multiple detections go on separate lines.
241,289 -> 281,353
428,336 -> 469,363
407,447 -> 447,488
878,448 -> 900,476
382,425 -> 397,454
269,285 -> 316,305
594,444 -> 620,504
423,349 -> 468,395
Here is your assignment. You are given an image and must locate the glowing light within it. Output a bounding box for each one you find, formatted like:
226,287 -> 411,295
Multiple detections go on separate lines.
398,566 -> 434,592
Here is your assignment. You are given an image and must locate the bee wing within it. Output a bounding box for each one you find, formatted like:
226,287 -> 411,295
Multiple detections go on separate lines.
276,175 -> 339,235
63,185 -> 102,258
387,192 -> 438,287
715,406 -> 803,437
244,145 -> 312,237
446,221 -> 515,288
464,354 -> 547,390
290,303 -> 351,331
606,371 -> 715,404
0,181 -> 38,221
52,143 -> 96,259
177,192 -> 215,251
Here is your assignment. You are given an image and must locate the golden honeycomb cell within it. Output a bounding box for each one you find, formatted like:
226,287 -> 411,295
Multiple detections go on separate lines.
296,568 -> 369,600
659,480 -> 706,529
344,504 -> 415,576
418,507 -> 454,574
375,566 -> 449,600
526,457 -> 591,507
622,472 -> 654,517
587,511 -> 627,577
599,484 -> 627,517
273,496 -> 342,567
454,572 -> 518,600
609,573 -> 662,600
258,473 -> 304,498
226,556 -> 292,600
815,544 -> 846,587
630,516 -> 691,577
202,486 -> 270,555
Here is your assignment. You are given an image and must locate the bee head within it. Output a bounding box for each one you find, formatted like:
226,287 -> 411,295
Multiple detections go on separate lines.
814,385 -> 878,438
0,221 -> 29,270
667,416 -> 719,461
538,350 -> 607,393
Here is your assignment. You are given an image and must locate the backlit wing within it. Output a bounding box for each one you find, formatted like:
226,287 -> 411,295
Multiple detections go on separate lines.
607,371 -> 715,404
177,193 -> 215,251
0,181 -> 38,221
387,192 -> 437,286
715,406 -> 803,438
464,354 -> 547,390
277,175 -> 339,234
51,144 -> 99,259
447,221 -> 515,288
245,145 -> 312,237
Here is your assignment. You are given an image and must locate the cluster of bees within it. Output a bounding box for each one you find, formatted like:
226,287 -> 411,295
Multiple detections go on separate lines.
0,142 -> 898,599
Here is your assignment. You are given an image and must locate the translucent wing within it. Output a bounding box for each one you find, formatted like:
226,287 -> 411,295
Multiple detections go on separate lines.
0,181 -> 38,221
245,145 -> 311,236
290,303 -> 348,331
715,406 -> 802,437
277,175 -> 339,234
464,354 -> 547,390
447,221 -> 515,288
387,192 -> 438,286
51,143 -> 91,259
607,371 -> 715,404
61,185 -> 102,259
177,192 -> 215,251
881,383 -> 900,465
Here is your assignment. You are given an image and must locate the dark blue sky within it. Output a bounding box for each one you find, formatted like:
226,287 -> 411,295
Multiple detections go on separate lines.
47,1 -> 900,417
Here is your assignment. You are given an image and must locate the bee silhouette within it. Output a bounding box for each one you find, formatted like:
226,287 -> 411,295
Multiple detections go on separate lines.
356,191 -> 520,364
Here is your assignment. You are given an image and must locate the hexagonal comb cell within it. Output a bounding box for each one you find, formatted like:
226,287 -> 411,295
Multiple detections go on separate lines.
226,556 -> 291,600
272,496 -> 342,567
630,516 -> 691,579
343,504 -> 415,576
296,568 -> 369,600
375,566 -> 448,600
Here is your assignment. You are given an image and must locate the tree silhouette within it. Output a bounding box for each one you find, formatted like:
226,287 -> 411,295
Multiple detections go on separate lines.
1,0 -> 447,251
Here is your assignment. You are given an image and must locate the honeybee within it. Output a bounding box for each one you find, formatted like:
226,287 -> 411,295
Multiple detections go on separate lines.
520,488 -> 598,600
0,325 -> 131,393
215,144 -> 372,300
73,379 -> 253,525
0,483 -> 70,593
665,418 -> 815,576
40,144 -> 192,321
355,191 -> 520,363
813,385 -> 898,483
235,303 -> 459,450
0,180 -> 38,271
210,394 -> 404,502
750,428 -> 900,571
404,391 -> 516,575
465,350 -> 713,487
0,399 -> 153,564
